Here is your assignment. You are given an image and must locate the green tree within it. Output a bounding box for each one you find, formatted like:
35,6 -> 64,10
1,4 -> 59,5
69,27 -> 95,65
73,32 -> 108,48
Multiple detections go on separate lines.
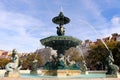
112,41 -> 120,66
21,53 -> 43,69
0,58 -> 10,69
86,44 -> 107,70
65,47 -> 83,63
86,40 -> 118,70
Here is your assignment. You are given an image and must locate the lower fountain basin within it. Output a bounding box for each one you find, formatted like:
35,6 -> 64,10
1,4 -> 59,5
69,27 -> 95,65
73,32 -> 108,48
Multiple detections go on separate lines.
0,70 -> 120,80
21,73 -> 106,78
0,70 -> 106,78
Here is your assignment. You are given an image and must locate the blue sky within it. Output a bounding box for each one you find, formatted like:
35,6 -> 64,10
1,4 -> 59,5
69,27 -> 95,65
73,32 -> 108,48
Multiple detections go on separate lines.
0,0 -> 120,53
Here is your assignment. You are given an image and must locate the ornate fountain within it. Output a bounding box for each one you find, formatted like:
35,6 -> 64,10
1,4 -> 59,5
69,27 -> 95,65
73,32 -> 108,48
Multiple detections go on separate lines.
40,12 -> 82,76
1,12 -> 119,79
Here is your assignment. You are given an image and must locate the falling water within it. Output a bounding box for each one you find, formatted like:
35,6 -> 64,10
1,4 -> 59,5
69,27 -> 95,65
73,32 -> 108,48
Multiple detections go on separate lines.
77,44 -> 85,60
34,48 -> 39,60
100,39 -> 109,51
109,35 -> 112,42
79,20 -> 109,51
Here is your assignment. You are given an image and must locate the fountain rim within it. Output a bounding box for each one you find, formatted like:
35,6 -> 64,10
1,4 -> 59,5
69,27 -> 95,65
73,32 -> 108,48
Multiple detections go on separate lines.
40,36 -> 82,46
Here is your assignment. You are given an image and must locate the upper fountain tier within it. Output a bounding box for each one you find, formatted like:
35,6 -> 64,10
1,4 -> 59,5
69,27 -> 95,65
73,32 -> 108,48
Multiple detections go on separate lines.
52,12 -> 70,36
52,12 -> 70,26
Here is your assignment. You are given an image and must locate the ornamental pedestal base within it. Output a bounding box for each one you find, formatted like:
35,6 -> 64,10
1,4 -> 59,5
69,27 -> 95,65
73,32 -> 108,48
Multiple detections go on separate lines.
106,72 -> 120,78
4,71 -> 20,78
42,70 -> 80,77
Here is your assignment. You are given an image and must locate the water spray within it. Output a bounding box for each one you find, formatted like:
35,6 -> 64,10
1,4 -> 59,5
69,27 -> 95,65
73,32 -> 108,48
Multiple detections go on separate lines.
77,44 -> 85,60
109,35 -> 112,42
60,6 -> 63,12
79,20 -> 110,51
34,48 -> 39,60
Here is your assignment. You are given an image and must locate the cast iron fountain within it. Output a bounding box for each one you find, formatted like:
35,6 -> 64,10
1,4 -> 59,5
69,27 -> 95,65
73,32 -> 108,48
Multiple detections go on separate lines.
40,12 -> 82,76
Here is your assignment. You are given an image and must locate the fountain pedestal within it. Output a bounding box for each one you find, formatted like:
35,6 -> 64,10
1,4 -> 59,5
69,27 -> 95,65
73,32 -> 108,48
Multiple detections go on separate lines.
106,72 -> 120,78
4,71 -> 20,78
42,70 -> 80,76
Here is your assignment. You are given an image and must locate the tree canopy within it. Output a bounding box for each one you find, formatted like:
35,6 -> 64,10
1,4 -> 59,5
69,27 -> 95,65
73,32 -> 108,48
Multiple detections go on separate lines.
65,47 -> 83,63
0,58 -> 10,69
86,40 -> 120,70
21,53 -> 43,70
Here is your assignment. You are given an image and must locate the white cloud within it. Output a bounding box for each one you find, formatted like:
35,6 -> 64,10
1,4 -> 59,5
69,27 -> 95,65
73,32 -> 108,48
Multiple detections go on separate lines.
95,16 -> 120,39
67,0 -> 120,42
0,0 -> 120,53
67,16 -> 120,42
0,10 -> 45,53
111,16 -> 120,26
110,16 -> 120,33
80,0 -> 106,24
65,0 -> 108,41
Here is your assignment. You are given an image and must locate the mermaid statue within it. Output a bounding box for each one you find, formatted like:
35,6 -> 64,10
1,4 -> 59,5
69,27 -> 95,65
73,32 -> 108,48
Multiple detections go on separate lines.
4,49 -> 22,77
105,50 -> 119,75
